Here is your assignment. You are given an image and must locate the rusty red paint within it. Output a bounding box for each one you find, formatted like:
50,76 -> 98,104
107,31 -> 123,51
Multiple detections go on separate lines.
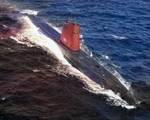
60,22 -> 80,51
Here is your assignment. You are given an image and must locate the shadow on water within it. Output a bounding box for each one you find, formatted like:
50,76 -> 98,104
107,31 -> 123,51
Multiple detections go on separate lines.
0,39 -> 103,120
0,39 -> 137,120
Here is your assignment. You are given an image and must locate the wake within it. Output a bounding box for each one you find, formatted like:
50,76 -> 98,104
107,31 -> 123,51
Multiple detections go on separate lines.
11,15 -> 135,109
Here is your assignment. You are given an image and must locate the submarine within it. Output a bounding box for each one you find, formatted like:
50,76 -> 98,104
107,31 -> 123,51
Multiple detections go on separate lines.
26,15 -> 136,106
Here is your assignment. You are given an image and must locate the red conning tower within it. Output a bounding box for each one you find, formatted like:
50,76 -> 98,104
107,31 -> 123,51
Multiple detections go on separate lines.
60,22 -> 80,51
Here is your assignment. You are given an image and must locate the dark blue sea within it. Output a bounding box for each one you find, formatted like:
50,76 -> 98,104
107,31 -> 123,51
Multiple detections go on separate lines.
0,0 -> 150,119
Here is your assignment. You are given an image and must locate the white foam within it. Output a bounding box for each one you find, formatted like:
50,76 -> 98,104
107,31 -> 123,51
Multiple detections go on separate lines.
102,54 -> 109,59
15,16 -> 69,65
96,56 -> 131,90
13,15 -> 135,109
111,34 -> 127,40
79,35 -> 93,57
46,22 -> 62,34
20,9 -> 39,15
113,70 -> 131,89
112,63 -> 121,68
1,97 -> 5,101
33,69 -> 40,72
85,85 -> 135,109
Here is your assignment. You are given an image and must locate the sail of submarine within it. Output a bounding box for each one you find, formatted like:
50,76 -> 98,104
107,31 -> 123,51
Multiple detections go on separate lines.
28,15 -> 136,106
60,20 -> 136,106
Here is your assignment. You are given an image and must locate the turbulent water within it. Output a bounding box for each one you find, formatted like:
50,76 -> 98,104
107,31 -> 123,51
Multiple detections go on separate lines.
0,0 -> 150,120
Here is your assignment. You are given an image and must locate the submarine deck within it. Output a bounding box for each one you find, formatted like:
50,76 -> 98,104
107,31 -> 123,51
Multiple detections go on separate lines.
28,15 -> 136,105
28,15 -> 127,90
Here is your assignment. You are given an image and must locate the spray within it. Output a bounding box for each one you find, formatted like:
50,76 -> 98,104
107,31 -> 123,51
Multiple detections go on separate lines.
11,15 -> 135,109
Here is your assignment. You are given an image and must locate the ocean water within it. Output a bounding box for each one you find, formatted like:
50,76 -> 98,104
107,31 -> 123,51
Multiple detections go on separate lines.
7,0 -> 150,83
0,0 -> 150,119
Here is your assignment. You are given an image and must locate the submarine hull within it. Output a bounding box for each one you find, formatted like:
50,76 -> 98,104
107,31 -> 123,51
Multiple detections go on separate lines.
27,15 -> 136,106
